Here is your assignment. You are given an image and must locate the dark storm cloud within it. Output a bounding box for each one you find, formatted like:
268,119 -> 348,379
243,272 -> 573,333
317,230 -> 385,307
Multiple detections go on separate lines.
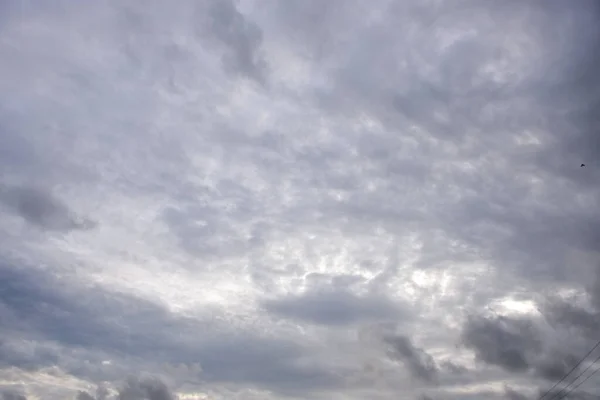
0,260 -> 340,395
0,185 -> 95,231
461,315 -> 541,372
543,299 -> 600,342
384,335 -> 438,383
262,288 -> 404,326
534,353 -> 580,382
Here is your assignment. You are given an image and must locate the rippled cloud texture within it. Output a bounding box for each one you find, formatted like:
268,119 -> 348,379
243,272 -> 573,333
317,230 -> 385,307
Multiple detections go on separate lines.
1,1 -> 600,399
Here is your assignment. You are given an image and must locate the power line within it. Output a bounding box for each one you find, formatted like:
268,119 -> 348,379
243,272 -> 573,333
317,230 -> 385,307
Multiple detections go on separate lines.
538,338 -> 600,400
550,356 -> 600,400
552,354 -> 600,400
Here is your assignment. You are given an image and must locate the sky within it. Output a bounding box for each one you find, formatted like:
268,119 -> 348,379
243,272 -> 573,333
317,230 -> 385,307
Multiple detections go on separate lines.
1,0 -> 600,399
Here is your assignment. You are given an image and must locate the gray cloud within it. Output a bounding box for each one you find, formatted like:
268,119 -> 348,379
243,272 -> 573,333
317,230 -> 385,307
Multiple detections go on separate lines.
462,315 -> 541,372
504,386 -> 528,400
534,353 -> 579,382
78,378 -> 174,400
1,392 -> 27,400
76,384 -> 108,400
0,185 -> 95,232
116,377 -> 176,400
275,0 -> 600,297
536,389 -> 597,400
76,392 -> 95,400
1,0 -> 600,399
0,338 -> 60,372
0,123 -> 36,176
384,335 -> 438,383
542,299 -> 600,341
440,361 -> 468,376
162,201 -> 259,260
263,288 -> 404,326
0,259 -> 339,395
203,0 -> 267,83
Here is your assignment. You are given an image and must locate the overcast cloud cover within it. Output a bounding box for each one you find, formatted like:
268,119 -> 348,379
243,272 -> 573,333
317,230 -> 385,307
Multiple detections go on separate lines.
1,0 -> 600,399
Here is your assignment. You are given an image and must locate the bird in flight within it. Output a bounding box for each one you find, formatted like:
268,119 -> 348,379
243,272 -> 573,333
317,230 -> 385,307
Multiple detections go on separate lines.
581,164 -> 586,167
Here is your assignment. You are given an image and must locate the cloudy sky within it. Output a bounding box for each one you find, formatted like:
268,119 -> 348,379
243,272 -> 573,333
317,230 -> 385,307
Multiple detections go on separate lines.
1,0 -> 600,399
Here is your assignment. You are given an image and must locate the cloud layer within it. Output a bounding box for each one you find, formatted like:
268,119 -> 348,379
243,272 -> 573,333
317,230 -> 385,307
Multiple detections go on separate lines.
1,0 -> 600,399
